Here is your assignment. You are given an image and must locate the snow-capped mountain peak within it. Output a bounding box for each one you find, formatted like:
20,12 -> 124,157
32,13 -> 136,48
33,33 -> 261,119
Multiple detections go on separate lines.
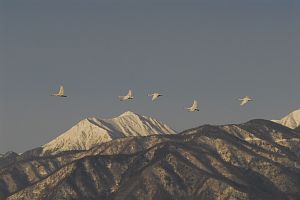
42,111 -> 176,154
272,109 -> 300,129
107,111 -> 176,137
119,111 -> 138,116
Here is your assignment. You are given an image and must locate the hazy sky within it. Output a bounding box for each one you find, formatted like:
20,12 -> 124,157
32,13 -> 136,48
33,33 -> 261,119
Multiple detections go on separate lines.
1,0 -> 299,153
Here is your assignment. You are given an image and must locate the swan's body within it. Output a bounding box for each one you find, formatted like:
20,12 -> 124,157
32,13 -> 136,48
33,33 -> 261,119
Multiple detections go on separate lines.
186,100 -> 199,112
239,96 -> 253,106
148,93 -> 162,101
119,90 -> 134,101
51,85 -> 67,97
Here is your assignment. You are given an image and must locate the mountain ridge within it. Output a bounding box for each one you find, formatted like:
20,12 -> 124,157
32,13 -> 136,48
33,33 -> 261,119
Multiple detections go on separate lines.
1,119 -> 300,200
42,111 -> 176,155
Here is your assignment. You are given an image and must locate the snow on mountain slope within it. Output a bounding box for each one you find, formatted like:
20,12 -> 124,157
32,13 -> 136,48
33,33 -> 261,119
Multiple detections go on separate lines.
272,109 -> 300,129
42,111 -> 176,154
106,111 -> 175,137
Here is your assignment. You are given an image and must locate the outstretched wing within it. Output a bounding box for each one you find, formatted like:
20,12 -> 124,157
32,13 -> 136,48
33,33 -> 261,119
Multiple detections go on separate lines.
152,94 -> 158,101
127,90 -> 133,97
58,85 -> 64,96
191,100 -> 198,109
240,99 -> 247,106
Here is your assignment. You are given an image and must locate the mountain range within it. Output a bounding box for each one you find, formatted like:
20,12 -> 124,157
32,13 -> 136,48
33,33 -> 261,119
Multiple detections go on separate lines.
1,110 -> 300,200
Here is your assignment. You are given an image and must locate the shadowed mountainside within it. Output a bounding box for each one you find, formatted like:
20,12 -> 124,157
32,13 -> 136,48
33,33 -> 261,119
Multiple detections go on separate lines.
0,152 -> 19,169
1,119 -> 300,200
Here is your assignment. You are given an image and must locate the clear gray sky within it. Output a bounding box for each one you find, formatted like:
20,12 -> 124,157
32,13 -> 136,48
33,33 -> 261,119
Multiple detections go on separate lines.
1,0 -> 299,153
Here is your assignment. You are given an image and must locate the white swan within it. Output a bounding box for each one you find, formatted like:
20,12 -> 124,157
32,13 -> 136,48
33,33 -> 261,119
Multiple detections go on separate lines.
239,96 -> 253,106
51,85 -> 67,97
186,100 -> 199,112
148,93 -> 162,101
118,90 -> 134,101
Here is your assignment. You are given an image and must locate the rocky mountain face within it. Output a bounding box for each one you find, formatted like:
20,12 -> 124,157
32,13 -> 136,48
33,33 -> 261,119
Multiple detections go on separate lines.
0,152 -> 19,169
273,109 -> 300,129
42,111 -> 176,155
1,119 -> 300,200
